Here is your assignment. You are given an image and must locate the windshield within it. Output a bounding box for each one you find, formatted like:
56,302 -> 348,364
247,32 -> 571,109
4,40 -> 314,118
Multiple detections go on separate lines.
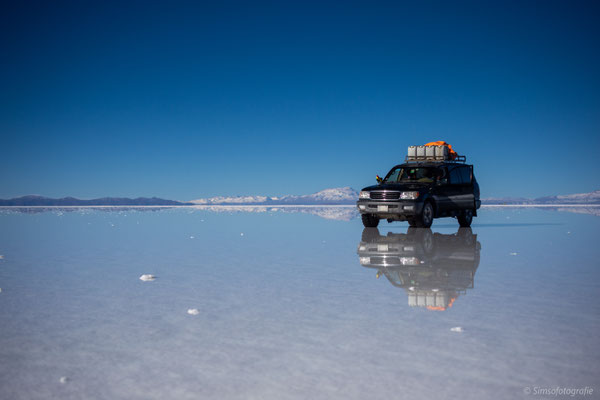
384,167 -> 444,183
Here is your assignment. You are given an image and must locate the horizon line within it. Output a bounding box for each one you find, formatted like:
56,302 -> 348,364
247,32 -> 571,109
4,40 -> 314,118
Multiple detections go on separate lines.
1,204 -> 599,209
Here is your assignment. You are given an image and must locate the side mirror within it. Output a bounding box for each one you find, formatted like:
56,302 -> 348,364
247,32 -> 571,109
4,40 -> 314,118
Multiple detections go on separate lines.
376,175 -> 383,183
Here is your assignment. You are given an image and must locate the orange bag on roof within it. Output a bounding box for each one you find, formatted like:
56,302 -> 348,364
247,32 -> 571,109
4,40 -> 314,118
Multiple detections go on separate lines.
425,141 -> 457,160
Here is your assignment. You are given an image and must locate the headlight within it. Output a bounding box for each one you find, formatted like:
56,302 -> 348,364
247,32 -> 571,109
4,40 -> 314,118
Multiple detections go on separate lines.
400,257 -> 419,265
359,191 -> 370,199
359,257 -> 371,265
400,191 -> 420,200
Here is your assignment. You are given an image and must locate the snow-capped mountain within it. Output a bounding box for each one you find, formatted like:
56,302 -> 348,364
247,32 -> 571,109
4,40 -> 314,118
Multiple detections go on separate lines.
276,187 -> 358,205
483,190 -> 600,205
191,195 -> 268,205
534,190 -> 600,204
189,187 -> 358,205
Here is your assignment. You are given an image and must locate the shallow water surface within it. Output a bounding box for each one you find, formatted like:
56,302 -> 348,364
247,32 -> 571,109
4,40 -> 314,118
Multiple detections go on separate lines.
0,207 -> 599,399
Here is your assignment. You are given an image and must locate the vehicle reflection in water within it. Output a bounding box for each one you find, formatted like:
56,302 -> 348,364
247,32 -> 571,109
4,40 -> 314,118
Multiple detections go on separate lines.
357,227 -> 481,310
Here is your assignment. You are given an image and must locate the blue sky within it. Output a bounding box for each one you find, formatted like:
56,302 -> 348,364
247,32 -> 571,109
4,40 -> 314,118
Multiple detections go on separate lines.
1,1 -> 599,200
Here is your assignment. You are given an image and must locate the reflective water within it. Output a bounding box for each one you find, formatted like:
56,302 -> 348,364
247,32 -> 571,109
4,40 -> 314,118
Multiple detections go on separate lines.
0,207 -> 599,399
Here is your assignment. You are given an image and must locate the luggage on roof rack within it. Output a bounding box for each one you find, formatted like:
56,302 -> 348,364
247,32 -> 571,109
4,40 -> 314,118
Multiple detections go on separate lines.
406,141 -> 465,162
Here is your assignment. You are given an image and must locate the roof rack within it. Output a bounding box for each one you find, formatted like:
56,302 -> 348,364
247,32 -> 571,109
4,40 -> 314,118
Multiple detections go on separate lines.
404,155 -> 466,163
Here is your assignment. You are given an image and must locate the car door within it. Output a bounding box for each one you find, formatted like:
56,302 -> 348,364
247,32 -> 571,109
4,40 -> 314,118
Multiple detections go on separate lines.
446,166 -> 464,211
458,165 -> 475,209
431,166 -> 451,212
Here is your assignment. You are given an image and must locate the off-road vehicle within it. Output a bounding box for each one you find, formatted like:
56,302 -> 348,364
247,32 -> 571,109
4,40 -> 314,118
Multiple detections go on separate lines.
356,143 -> 480,228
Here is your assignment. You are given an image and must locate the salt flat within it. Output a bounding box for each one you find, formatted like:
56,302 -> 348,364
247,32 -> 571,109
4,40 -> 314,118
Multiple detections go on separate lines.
0,207 -> 598,399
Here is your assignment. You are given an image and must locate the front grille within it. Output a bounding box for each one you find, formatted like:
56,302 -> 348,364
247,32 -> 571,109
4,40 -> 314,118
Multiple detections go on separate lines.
370,256 -> 401,266
370,191 -> 400,200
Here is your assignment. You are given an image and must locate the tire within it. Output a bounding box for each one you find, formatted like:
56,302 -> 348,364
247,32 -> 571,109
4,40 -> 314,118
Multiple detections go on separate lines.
361,214 -> 380,228
361,227 -> 380,242
457,227 -> 475,245
408,227 -> 434,253
415,201 -> 434,228
458,209 -> 473,227
407,218 -> 418,227
421,229 -> 434,253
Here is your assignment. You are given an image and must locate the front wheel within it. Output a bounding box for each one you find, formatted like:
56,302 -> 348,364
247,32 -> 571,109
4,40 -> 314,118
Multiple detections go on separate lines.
361,227 -> 380,242
458,209 -> 473,227
361,214 -> 380,228
415,202 -> 434,228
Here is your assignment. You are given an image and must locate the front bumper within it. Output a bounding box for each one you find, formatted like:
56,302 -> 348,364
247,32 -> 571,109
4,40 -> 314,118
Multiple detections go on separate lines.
358,252 -> 423,268
356,199 -> 424,217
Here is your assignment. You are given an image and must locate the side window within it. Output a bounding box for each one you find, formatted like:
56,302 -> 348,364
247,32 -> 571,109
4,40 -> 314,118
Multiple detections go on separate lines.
459,166 -> 472,184
449,167 -> 462,185
438,168 -> 448,184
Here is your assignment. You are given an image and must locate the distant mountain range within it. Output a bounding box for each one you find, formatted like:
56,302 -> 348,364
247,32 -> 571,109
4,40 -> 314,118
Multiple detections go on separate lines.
189,187 -> 358,205
482,190 -> 600,205
1,188 -> 599,206
0,195 -> 190,206
190,187 -> 600,206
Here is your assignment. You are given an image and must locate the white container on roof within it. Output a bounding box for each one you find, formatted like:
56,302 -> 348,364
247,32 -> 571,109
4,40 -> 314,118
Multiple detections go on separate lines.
406,144 -> 458,162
